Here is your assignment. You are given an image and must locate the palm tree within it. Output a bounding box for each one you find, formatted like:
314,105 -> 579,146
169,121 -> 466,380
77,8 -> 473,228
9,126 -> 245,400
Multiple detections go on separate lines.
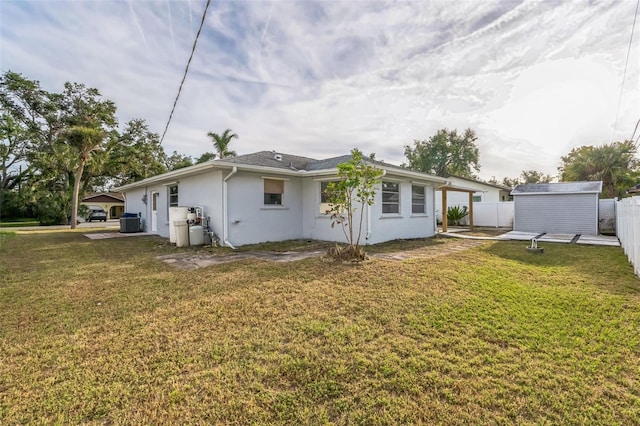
65,126 -> 106,228
207,129 -> 238,159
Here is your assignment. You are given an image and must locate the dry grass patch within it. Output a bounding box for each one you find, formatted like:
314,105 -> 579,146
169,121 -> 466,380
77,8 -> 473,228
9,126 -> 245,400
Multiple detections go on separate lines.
1,231 -> 639,424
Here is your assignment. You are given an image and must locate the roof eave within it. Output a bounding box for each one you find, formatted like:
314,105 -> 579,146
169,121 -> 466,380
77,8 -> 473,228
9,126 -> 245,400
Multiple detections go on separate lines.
511,191 -> 602,196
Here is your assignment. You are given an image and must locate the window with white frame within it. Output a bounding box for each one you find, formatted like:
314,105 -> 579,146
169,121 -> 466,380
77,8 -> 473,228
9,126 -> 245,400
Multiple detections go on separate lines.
264,179 -> 284,205
382,181 -> 400,214
412,185 -> 426,214
168,184 -> 179,207
472,195 -> 482,202
319,181 -> 339,214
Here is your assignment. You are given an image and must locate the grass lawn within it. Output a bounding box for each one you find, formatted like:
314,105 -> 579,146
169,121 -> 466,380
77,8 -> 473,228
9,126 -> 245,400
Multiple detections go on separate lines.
0,218 -> 39,228
0,231 -> 638,424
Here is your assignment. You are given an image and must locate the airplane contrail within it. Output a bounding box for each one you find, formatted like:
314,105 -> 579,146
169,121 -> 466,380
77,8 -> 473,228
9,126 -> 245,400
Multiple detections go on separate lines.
127,0 -> 150,53
261,2 -> 274,44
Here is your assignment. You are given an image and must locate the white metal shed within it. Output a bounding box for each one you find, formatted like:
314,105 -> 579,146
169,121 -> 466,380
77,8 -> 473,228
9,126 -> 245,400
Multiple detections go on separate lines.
511,181 -> 602,235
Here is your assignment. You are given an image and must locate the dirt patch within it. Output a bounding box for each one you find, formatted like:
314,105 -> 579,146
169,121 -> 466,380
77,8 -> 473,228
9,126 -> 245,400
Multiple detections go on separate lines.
157,239 -> 489,270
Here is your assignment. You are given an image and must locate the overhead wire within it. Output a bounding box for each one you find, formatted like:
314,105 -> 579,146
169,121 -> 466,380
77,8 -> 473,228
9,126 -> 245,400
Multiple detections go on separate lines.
630,117 -> 640,148
612,0 -> 639,141
160,0 -> 212,145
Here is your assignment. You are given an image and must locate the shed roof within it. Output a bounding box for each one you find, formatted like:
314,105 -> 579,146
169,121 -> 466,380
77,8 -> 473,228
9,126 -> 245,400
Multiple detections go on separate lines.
511,181 -> 602,195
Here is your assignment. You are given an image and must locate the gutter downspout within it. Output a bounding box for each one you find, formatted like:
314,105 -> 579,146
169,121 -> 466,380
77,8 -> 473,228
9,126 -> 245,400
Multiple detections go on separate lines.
223,167 -> 238,249
366,170 -> 386,241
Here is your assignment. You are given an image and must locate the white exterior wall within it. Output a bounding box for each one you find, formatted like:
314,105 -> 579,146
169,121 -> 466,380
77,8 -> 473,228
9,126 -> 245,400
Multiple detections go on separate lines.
123,168 -> 441,246
369,180 -> 436,244
225,171 -> 304,245
122,187 -> 147,225
123,171 -> 223,238
302,177 -> 436,245
174,171 -> 224,237
301,178 -> 352,243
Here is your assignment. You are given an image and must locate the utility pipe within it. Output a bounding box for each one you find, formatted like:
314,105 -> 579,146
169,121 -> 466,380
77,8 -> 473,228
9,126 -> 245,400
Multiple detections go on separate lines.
366,170 -> 386,241
223,167 -> 238,249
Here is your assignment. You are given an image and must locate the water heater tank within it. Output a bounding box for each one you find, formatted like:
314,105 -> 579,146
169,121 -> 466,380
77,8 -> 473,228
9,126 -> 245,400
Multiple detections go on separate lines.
169,206 -> 189,243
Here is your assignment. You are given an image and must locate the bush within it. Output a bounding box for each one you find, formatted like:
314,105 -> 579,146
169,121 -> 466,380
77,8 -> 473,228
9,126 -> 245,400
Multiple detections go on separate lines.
447,205 -> 469,226
35,195 -> 67,226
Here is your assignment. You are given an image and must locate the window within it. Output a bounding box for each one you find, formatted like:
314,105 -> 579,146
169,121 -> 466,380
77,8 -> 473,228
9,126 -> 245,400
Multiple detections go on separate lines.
320,181 -> 333,203
264,179 -> 284,205
472,195 -> 482,202
412,185 -> 426,214
319,181 -> 339,214
168,185 -> 179,207
382,181 -> 400,214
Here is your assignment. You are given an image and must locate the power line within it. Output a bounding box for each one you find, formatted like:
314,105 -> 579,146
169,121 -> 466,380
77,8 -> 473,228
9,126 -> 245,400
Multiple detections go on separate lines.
160,0 -> 212,144
631,116 -> 640,142
612,0 -> 639,141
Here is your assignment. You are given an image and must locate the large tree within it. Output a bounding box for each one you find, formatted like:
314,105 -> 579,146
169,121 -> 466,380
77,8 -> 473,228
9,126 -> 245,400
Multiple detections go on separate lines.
207,128 -> 238,159
0,71 -> 63,221
107,119 -> 167,186
165,151 -> 193,171
559,141 -> 638,198
490,170 -> 554,188
404,128 -> 480,178
0,72 -> 119,226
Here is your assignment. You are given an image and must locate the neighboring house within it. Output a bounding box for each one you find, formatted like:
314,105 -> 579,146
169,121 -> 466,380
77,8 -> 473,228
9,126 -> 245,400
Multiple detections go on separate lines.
435,175 -> 512,225
81,193 -> 125,219
511,181 -> 602,235
628,183 -> 640,195
114,151 -> 460,247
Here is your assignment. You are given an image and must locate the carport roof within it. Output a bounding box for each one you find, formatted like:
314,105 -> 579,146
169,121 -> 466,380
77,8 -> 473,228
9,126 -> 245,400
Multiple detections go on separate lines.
511,181 -> 602,195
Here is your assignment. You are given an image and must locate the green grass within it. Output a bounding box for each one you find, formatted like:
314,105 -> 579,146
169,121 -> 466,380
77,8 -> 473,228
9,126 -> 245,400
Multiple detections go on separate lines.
0,218 -> 39,227
1,232 -> 638,424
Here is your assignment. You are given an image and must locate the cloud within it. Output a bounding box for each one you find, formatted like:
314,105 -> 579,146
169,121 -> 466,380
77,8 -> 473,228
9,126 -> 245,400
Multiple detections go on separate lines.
1,0 -> 638,181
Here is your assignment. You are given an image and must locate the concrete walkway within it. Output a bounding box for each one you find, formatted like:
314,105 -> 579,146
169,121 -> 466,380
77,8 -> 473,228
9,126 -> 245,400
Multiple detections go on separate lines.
438,228 -> 619,247
498,231 -> 620,247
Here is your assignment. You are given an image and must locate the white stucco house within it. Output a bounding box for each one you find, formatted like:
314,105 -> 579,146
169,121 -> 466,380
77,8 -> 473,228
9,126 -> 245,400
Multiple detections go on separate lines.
115,151 -> 469,247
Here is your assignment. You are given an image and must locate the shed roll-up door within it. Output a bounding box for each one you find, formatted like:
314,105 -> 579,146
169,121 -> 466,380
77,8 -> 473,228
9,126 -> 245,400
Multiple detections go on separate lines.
514,194 -> 597,235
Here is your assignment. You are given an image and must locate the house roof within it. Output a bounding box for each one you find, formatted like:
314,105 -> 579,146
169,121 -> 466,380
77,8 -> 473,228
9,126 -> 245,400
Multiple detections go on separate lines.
82,192 -> 125,202
114,150 -> 452,192
222,151 -> 318,170
511,181 -> 602,195
628,183 -> 640,193
447,175 -> 512,192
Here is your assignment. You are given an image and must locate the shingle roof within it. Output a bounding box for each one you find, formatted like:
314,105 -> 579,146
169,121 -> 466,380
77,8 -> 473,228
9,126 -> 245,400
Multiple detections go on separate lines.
219,151 -> 318,170
511,181 -> 602,195
304,155 -> 353,171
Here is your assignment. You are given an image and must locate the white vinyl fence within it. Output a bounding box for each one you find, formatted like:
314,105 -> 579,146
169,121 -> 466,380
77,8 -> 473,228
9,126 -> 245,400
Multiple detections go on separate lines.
472,202 -> 514,228
616,197 -> 640,277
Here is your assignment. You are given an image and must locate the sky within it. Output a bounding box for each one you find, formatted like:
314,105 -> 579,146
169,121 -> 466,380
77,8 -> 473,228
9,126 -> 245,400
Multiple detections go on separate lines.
1,0 -> 639,181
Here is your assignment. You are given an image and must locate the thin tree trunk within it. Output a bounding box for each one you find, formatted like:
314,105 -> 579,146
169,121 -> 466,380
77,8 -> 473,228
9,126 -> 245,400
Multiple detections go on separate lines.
70,161 -> 85,229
